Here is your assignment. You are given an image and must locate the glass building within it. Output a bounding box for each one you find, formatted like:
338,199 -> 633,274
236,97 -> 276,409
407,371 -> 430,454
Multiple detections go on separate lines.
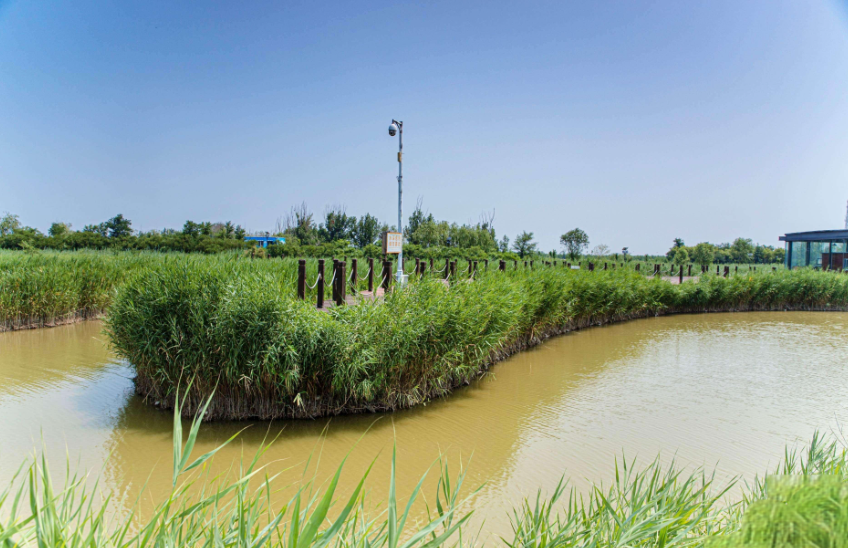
779,230 -> 848,270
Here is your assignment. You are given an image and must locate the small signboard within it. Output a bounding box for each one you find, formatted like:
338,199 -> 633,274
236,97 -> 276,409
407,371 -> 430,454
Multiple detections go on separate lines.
383,231 -> 403,254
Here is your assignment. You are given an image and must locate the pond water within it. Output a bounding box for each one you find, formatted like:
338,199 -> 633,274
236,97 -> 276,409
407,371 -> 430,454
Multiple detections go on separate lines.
1,312 -> 847,538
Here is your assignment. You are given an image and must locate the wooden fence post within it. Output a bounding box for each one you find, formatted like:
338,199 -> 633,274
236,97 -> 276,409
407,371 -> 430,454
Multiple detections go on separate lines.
472,261 -> 478,276
589,262 -> 595,271
317,259 -> 325,309
716,265 -> 720,275
679,265 -> 683,284
514,260 -> 518,270
368,258 -> 374,292
635,263 -> 640,272
484,259 -> 489,270
687,264 -> 692,276
350,258 -> 357,293
335,262 -> 346,306
450,260 -> 457,279
724,266 -> 729,278
499,260 -> 505,271
382,261 -> 392,291
297,259 -> 306,300
524,260 -> 528,269
735,266 -> 738,274
604,262 -> 608,271
331,260 -> 339,304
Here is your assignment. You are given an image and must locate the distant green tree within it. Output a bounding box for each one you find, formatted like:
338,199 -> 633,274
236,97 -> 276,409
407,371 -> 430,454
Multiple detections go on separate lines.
730,237 -> 755,263
104,214 -> 132,239
234,225 -> 247,240
672,247 -> 689,265
83,223 -> 109,237
691,242 -> 715,268
182,221 -> 201,237
0,212 -> 21,236
560,228 -> 589,260
673,238 -> 685,248
498,235 -> 510,253
512,231 -> 537,258
48,222 -> 71,237
352,213 -> 382,248
318,206 -> 356,243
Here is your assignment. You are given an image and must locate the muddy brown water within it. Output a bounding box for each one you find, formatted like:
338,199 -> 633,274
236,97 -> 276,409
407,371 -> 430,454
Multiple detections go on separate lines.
1,312 -> 847,538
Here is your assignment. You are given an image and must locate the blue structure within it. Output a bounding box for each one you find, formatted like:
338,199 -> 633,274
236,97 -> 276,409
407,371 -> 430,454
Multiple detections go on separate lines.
244,236 -> 286,248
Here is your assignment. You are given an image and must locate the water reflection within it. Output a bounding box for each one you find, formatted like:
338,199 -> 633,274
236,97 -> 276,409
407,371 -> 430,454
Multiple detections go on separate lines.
1,313 -> 847,538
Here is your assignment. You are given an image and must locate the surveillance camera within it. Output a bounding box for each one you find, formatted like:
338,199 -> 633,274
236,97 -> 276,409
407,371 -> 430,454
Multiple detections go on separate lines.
388,123 -> 398,136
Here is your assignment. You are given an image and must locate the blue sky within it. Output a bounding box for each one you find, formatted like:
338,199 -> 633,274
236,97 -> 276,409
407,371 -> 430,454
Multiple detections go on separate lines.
1,0 -> 847,253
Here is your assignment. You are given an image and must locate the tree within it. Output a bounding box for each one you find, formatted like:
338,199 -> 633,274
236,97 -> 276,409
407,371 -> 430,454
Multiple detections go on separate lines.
282,203 -> 318,245
691,242 -> 715,268
318,205 -> 356,243
0,212 -> 21,236
48,222 -> 72,237
182,221 -> 201,237
730,237 -> 754,264
622,247 -> 630,261
83,223 -> 108,237
352,213 -> 381,248
559,228 -> 589,260
591,244 -> 610,256
105,214 -> 132,238
672,247 -> 689,265
498,235 -> 510,253
673,238 -> 685,248
512,231 -> 537,258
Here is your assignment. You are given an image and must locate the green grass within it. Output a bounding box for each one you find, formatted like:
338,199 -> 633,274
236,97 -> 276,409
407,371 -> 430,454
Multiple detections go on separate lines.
2,391 -> 847,547
103,255 -> 848,419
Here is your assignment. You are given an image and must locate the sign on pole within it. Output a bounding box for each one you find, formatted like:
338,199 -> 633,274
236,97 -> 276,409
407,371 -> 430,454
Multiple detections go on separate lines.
383,231 -> 402,254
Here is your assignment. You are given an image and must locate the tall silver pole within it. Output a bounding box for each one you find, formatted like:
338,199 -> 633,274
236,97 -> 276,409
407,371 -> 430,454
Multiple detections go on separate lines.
396,123 -> 404,284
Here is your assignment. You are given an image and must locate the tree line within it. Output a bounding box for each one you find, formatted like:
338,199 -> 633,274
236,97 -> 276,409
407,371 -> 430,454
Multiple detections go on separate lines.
0,209 -> 785,264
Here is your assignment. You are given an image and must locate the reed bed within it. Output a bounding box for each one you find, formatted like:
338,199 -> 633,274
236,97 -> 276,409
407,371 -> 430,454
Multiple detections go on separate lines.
104,259 -> 848,420
2,393 -> 846,547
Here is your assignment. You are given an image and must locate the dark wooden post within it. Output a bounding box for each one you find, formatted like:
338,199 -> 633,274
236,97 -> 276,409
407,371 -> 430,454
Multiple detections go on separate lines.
484,259 -> 489,270
611,263 -> 615,270
317,259 -> 325,309
350,258 -> 358,293
735,266 -> 738,274
530,260 -> 534,269
772,266 -> 776,272
635,263 -> 640,272
499,260 -> 506,271
514,260 -> 518,270
687,264 -> 691,276
604,262 -> 608,271
420,259 -> 426,278
368,258 -> 374,292
524,260 -> 527,269
472,260 -> 478,276
382,261 -> 392,291
297,259 -> 306,300
724,266 -> 729,278
716,265 -> 720,275
335,262 -> 346,306
450,260 -> 457,278
429,258 -> 434,272
589,262 -> 595,271
567,262 -> 571,268
331,260 -> 339,304
679,265 -> 683,284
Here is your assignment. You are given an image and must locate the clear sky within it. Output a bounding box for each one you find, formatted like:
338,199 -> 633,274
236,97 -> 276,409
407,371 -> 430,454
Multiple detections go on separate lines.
1,0 -> 847,254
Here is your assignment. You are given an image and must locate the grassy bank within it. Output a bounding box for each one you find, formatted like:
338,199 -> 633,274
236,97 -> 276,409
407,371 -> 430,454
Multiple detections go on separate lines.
104,258 -> 848,420
2,394 -> 846,547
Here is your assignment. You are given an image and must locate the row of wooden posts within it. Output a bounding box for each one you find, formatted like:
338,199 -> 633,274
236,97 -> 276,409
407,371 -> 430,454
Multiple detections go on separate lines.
295,258 -> 779,309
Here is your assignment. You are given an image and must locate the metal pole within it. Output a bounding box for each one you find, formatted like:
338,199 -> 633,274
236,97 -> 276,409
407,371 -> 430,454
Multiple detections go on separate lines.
396,122 -> 404,285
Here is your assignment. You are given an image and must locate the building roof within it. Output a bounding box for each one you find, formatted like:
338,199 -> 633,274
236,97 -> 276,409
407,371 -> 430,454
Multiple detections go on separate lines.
779,230 -> 848,242
244,236 -> 286,242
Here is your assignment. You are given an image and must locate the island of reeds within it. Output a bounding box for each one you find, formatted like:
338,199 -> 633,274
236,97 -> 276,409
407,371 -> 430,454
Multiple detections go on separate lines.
88,253 -> 848,420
